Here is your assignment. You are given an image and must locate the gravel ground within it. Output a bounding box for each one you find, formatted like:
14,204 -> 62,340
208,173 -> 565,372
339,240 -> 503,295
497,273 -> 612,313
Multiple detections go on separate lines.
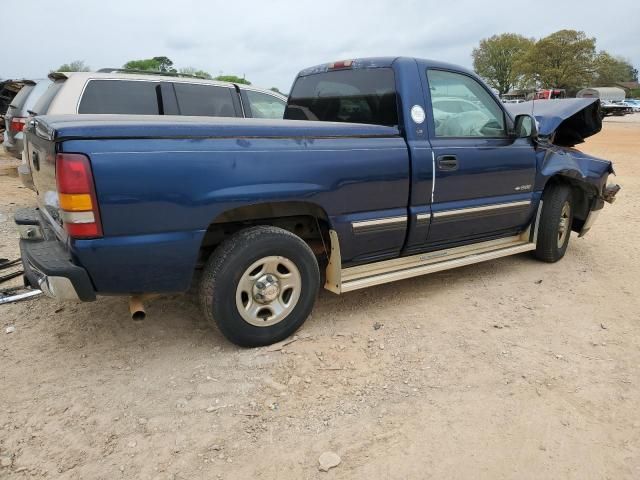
1,116 -> 639,479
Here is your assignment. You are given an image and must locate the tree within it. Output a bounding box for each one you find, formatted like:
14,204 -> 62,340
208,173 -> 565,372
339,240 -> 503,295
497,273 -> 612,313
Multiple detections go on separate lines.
55,60 -> 91,72
123,56 -> 177,73
269,87 -> 284,94
179,67 -> 213,79
593,52 -> 637,86
472,33 -> 534,95
152,56 -> 176,72
519,30 -> 596,90
214,75 -> 251,85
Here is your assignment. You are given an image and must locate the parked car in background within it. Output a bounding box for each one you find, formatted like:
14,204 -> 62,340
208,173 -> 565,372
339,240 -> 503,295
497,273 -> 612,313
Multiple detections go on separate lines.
18,69 -> 287,188
0,79 -> 29,142
600,100 -> 632,117
528,89 -> 566,100
31,69 -> 287,119
622,99 -> 640,112
3,78 -> 52,158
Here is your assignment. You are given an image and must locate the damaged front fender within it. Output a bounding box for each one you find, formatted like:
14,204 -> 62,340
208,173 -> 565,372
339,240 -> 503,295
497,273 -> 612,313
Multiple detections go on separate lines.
537,144 -> 613,196
536,144 -> 619,236
507,97 -> 619,236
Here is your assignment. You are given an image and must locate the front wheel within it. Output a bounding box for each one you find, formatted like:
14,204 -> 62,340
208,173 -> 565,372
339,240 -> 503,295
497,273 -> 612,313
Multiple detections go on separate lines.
534,184 -> 574,263
199,226 -> 320,347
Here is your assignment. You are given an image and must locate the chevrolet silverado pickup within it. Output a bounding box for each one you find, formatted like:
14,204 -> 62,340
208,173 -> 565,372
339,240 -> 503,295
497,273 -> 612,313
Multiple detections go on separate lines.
16,57 -> 619,346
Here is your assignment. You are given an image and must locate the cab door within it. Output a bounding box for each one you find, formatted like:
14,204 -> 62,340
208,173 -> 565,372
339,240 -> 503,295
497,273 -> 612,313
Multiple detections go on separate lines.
422,68 -> 537,247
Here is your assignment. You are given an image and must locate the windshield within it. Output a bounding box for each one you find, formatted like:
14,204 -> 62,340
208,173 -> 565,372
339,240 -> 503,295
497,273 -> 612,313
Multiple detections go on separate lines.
285,68 -> 398,127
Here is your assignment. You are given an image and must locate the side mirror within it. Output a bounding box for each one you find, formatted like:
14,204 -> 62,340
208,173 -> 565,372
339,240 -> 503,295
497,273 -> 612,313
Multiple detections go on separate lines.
513,114 -> 538,139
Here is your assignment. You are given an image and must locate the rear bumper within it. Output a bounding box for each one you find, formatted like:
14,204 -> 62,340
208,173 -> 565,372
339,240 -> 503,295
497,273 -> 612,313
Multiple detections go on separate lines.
18,162 -> 36,191
16,208 -> 96,301
3,135 -> 23,159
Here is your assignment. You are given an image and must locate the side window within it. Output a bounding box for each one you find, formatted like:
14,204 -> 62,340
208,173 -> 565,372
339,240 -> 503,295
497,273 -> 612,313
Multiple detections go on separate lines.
174,83 -> 238,117
78,80 -> 160,114
426,70 -> 506,138
244,90 -> 286,119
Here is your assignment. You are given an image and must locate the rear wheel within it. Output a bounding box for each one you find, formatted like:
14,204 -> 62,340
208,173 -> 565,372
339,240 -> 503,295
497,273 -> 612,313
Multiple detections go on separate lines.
199,226 -> 320,347
534,184 -> 574,263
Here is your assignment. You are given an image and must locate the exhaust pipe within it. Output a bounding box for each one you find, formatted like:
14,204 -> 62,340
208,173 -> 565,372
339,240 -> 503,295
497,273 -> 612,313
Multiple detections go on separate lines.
129,295 -> 148,321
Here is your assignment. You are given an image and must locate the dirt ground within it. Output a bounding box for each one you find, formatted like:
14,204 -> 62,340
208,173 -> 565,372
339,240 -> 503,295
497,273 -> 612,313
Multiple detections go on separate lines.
1,117 -> 639,480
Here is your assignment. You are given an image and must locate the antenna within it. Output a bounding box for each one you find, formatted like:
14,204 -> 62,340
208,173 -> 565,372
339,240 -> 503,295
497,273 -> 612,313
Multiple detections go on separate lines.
531,82 -> 536,122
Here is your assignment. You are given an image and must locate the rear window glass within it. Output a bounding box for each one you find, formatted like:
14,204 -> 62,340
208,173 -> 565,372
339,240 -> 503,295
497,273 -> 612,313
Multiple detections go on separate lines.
78,80 -> 160,114
31,80 -> 65,115
285,68 -> 398,126
174,83 -> 238,117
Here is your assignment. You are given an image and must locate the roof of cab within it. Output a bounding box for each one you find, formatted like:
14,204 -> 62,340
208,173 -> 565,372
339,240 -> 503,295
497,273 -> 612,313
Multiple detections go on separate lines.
296,56 -> 476,78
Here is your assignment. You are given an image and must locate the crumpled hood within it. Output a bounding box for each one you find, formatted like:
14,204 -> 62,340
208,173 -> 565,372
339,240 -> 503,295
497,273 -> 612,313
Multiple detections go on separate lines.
505,98 -> 601,147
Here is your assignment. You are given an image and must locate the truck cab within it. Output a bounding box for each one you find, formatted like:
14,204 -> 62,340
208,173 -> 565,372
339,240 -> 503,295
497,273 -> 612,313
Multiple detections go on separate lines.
285,58 -> 542,262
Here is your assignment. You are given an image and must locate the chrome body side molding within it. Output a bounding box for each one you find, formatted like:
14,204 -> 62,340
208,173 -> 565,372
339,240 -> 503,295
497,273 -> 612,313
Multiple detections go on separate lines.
433,200 -> 531,219
351,215 -> 407,234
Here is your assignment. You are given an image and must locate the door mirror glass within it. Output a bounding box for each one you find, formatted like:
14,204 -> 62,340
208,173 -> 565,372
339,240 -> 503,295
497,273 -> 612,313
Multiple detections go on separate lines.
513,114 -> 538,139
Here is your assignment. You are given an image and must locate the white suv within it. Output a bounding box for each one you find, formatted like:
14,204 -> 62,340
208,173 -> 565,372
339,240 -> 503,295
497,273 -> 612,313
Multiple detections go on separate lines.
20,70 -> 287,189
31,69 -> 287,119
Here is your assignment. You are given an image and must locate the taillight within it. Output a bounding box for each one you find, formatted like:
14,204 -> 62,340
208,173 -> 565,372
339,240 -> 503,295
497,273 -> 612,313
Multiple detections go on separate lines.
55,153 -> 103,238
10,117 -> 26,133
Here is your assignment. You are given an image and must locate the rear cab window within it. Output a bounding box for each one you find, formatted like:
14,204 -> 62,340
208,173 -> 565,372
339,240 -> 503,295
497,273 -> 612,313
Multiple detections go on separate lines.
285,68 -> 398,126
78,80 -> 160,114
173,83 -> 239,117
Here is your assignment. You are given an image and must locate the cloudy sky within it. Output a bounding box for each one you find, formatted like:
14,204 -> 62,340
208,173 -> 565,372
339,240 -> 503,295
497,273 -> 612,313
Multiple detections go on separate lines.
5,0 -> 639,91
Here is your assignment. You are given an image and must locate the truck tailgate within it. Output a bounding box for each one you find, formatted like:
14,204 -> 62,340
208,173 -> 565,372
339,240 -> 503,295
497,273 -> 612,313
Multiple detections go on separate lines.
24,119 -> 67,241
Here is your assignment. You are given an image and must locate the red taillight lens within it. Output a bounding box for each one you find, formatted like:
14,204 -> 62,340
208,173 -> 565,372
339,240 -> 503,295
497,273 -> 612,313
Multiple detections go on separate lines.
10,117 -> 26,133
56,153 -> 103,238
64,222 -> 101,238
57,153 -> 93,193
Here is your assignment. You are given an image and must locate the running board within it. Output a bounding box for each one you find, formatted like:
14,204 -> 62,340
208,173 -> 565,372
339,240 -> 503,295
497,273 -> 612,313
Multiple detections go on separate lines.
325,218 -> 539,294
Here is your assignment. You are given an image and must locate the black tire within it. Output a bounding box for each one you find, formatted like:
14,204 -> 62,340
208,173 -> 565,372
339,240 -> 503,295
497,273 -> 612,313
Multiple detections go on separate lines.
199,226 -> 320,347
534,184 -> 573,263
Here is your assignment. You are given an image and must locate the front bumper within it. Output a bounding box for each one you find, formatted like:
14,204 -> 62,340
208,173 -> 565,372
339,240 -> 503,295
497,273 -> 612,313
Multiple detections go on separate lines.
578,183 -> 620,237
16,208 -> 96,301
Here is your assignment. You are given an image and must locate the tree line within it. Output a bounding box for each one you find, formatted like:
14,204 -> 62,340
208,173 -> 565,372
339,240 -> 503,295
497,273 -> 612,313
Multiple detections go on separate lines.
54,30 -> 638,98
53,56 -> 284,93
472,30 -> 638,96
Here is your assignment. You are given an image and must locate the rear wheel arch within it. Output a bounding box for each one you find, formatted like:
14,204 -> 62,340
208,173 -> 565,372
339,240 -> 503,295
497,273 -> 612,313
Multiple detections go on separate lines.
198,201 -> 334,265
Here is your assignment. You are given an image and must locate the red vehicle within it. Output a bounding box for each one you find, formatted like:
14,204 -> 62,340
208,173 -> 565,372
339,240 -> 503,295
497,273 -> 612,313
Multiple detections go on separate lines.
530,89 -> 566,100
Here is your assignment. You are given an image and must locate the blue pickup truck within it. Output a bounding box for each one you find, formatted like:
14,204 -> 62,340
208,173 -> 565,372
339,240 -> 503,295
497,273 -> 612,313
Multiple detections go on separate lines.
17,57 -> 619,346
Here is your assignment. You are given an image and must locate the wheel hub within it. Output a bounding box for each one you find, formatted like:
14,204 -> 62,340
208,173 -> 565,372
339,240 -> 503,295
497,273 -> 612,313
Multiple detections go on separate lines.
253,274 -> 280,304
557,201 -> 571,248
235,256 -> 302,328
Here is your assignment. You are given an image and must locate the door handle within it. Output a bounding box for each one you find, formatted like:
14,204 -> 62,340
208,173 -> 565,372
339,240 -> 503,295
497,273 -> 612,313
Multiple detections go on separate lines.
437,155 -> 458,171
